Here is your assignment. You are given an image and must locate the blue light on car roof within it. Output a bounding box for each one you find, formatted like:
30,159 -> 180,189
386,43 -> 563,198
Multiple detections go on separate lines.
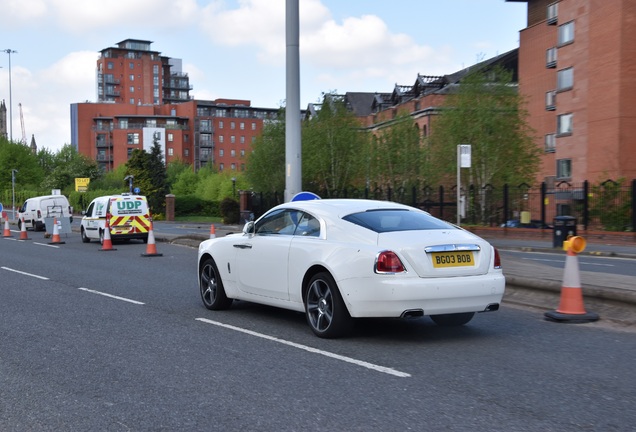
291,191 -> 321,202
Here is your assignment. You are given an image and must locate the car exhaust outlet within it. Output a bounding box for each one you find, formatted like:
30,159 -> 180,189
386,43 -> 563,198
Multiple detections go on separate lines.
483,303 -> 500,312
401,309 -> 424,319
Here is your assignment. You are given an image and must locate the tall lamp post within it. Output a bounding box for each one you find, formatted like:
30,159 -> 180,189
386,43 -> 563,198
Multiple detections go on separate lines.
11,169 -> 18,221
3,49 -> 17,142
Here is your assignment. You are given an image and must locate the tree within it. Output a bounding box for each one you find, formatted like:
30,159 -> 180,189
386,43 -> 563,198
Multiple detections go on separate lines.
125,136 -> 168,216
245,109 -> 286,193
40,145 -> 100,193
0,138 -> 44,192
302,94 -> 368,195
368,112 -> 421,198
429,66 -> 541,222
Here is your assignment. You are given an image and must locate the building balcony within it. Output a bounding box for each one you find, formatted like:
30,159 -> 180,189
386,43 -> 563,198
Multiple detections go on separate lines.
96,154 -> 114,161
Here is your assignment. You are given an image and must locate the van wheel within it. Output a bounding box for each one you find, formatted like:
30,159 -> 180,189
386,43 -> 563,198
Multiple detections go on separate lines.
99,230 -> 104,245
81,227 -> 91,243
17,219 -> 22,230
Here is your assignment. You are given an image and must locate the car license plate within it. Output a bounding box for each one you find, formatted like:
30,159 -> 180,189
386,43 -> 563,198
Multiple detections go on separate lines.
431,251 -> 474,268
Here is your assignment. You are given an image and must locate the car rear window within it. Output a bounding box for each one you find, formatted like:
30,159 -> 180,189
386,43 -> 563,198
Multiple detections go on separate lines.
343,209 -> 454,233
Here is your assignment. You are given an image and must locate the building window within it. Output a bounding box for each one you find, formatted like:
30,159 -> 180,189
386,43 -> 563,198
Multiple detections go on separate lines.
119,118 -> 128,129
558,21 -> 575,46
546,47 -> 557,68
168,148 -> 174,156
557,67 -> 573,91
546,90 -> 556,110
219,120 -> 224,129
556,159 -> 571,179
547,2 -> 558,25
240,136 -> 245,144
219,163 -> 224,171
129,74 -> 135,81
219,149 -> 224,157
231,135 -> 235,144
200,119 -> 212,132
240,149 -> 245,157
129,62 -> 134,69
127,148 -> 133,158
127,133 -> 140,144
231,149 -> 236,157
252,136 -> 256,143
219,135 -> 224,143
557,113 -> 573,136
545,134 -> 556,153
153,64 -> 159,74
240,122 -> 245,130
251,122 -> 256,130
184,148 -> 189,156
168,133 -> 173,142
107,61 -> 114,70
130,86 -> 135,93
231,163 -> 236,170
230,121 -> 235,130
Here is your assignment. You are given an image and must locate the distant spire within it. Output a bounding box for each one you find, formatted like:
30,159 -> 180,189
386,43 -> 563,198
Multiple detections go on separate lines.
30,134 -> 37,154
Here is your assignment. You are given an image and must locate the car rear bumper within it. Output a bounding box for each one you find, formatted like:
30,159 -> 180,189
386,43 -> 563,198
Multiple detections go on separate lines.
337,273 -> 506,318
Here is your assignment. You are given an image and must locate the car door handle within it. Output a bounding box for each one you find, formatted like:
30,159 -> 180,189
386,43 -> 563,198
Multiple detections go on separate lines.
233,244 -> 252,249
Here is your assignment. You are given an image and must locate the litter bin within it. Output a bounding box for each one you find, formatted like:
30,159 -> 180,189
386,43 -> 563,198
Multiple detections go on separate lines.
553,216 -> 577,248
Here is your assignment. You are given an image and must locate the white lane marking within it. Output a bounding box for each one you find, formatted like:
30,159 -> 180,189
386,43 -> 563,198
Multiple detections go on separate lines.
579,261 -> 614,267
1,266 -> 50,280
78,287 -> 145,305
33,242 -> 60,248
196,317 -> 411,378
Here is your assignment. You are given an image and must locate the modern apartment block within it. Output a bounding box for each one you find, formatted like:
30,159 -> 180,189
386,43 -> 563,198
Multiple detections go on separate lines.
96,39 -> 191,105
72,39 -> 279,172
71,98 -> 279,172
509,0 -> 636,184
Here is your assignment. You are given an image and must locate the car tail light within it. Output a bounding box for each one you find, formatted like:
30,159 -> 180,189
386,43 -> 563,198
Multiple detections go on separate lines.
37,210 -> 41,219
375,251 -> 405,274
494,247 -> 502,269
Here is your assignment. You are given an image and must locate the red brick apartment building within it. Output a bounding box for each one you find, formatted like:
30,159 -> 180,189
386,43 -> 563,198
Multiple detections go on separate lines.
510,0 -> 636,184
71,39 -> 279,172
339,1 -> 636,187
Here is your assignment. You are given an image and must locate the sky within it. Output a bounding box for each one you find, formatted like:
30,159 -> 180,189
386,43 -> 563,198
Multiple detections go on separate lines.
0,0 -> 527,153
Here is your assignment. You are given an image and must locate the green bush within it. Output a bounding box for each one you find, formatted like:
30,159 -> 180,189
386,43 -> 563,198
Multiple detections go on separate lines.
220,197 -> 240,224
174,195 -> 219,217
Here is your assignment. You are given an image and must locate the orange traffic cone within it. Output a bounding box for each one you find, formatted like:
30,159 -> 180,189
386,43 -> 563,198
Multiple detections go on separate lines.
141,221 -> 162,257
49,218 -> 65,245
209,224 -> 216,239
3,218 -> 12,238
545,236 -> 599,323
19,217 -> 30,240
99,219 -> 116,251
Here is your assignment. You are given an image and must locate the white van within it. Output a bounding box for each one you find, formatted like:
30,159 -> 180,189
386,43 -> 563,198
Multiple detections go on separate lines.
18,195 -> 73,231
80,194 -> 151,244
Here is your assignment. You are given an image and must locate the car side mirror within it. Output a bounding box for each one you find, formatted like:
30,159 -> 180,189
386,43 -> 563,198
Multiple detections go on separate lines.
243,221 -> 255,235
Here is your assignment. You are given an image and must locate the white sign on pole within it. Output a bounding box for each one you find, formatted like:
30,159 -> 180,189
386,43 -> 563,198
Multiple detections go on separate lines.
459,144 -> 471,168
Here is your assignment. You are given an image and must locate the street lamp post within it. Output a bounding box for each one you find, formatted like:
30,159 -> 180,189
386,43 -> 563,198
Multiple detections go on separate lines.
231,177 -> 236,197
3,49 -> 17,142
11,169 -> 18,221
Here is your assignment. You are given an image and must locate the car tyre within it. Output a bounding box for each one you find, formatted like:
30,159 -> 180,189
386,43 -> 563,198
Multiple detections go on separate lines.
99,229 -> 104,245
305,272 -> 352,338
81,227 -> 91,243
430,312 -> 475,327
199,257 -> 232,310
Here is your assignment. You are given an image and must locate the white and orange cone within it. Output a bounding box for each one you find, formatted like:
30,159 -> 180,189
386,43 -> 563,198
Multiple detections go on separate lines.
141,221 -> 162,257
49,218 -> 65,245
209,224 -> 216,239
3,218 -> 12,238
545,236 -> 599,323
19,217 -> 30,241
99,219 -> 116,251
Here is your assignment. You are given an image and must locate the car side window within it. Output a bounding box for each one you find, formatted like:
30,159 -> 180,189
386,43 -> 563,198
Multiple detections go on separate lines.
256,209 -> 301,236
85,203 -> 94,217
294,213 -> 320,237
